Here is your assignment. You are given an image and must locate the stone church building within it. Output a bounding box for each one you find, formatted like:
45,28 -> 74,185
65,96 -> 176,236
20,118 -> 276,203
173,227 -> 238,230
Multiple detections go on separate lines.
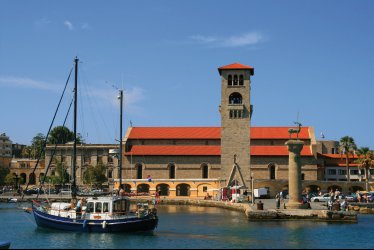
119,63 -> 324,198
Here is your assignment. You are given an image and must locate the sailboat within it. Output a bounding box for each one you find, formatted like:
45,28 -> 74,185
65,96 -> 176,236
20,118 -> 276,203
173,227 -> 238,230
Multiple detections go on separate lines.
31,57 -> 158,232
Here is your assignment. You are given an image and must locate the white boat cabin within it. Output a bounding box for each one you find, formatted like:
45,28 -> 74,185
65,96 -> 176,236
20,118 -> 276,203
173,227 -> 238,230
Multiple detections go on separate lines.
49,196 -> 134,220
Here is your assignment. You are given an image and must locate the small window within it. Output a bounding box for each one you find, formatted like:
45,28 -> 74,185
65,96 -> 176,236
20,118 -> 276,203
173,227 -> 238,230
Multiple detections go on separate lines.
233,75 -> 238,85
228,75 -> 233,86
203,186 -> 208,192
239,75 -> 244,85
95,202 -> 102,213
301,173 -> 305,180
169,164 -> 176,179
328,169 -> 337,175
86,202 -> 94,213
103,202 -> 109,213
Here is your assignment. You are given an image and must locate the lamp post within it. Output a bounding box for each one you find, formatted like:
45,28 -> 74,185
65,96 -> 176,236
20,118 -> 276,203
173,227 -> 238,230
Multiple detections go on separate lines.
251,173 -> 255,205
13,173 -> 20,195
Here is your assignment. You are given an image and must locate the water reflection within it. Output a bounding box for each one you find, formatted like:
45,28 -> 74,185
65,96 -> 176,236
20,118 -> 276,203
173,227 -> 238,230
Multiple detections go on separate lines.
1,204 -> 374,249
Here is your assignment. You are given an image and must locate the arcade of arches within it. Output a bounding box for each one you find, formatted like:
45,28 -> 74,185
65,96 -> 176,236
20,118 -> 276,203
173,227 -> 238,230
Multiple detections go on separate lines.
115,180 -> 221,198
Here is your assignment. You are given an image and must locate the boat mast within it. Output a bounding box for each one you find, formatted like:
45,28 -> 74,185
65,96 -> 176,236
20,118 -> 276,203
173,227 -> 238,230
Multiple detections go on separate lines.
72,56 -> 78,199
119,89 -> 123,189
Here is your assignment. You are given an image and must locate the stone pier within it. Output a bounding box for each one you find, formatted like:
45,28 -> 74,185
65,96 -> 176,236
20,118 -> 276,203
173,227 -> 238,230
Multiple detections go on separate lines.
285,140 -> 304,209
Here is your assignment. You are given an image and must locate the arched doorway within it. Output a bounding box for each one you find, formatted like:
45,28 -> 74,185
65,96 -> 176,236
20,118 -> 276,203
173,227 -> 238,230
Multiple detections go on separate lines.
176,184 -> 190,196
20,173 -> 27,185
305,185 -> 321,194
156,184 -> 170,196
123,184 -> 132,193
327,185 -> 342,192
29,173 -> 36,185
349,186 -> 364,193
137,184 -> 150,194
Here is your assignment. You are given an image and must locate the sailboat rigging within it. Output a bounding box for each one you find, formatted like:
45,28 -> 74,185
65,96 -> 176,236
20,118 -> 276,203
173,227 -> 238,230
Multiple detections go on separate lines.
31,57 -> 158,232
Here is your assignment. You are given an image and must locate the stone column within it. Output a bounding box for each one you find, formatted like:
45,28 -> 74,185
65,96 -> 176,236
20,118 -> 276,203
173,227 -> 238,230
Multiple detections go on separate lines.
285,140 -> 304,209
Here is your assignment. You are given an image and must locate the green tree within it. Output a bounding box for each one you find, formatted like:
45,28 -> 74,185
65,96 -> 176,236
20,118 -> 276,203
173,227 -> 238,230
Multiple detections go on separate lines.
47,126 -> 83,144
21,146 -> 32,159
31,133 -> 46,159
53,159 -> 70,186
339,136 -> 357,182
0,165 -> 10,185
83,163 -> 108,188
355,147 -> 374,191
4,173 -> 15,186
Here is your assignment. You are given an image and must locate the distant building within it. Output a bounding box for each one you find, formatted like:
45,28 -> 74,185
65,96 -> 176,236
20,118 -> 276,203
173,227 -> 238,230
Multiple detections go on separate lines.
12,143 -> 26,158
0,133 -> 12,157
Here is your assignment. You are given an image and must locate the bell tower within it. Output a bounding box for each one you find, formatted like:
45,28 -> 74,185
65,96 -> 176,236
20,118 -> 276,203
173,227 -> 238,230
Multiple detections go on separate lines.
218,62 -> 254,188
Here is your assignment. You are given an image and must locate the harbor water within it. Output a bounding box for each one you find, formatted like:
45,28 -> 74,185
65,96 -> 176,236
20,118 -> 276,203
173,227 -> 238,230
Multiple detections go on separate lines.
1,202 -> 374,249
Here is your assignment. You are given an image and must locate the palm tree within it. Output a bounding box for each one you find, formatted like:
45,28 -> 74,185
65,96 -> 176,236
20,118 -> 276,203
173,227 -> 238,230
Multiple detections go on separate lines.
339,136 -> 357,182
355,147 -> 374,191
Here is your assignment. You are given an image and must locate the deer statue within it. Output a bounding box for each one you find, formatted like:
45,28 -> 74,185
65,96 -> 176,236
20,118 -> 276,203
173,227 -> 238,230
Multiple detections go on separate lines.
288,121 -> 302,139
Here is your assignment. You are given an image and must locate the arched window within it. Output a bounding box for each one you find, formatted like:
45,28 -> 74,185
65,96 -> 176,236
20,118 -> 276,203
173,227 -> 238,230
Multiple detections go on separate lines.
269,164 -> 276,180
233,75 -> 238,85
136,163 -> 143,179
228,75 -> 233,86
169,163 -> 176,179
239,75 -> 244,85
229,92 -> 242,104
202,164 -> 209,179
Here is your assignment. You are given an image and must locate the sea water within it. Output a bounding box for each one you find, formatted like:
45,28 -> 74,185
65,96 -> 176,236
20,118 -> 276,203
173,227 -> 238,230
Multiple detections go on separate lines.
1,202 -> 373,249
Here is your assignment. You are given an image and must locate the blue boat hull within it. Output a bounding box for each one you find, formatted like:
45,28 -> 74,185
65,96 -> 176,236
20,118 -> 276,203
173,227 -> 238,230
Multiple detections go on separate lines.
0,241 -> 11,249
32,205 -> 158,233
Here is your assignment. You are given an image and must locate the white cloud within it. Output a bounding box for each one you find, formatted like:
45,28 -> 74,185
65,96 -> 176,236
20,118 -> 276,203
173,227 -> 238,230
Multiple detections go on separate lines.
64,20 -> 74,30
34,18 -> 51,28
81,23 -> 91,30
0,76 -> 59,91
189,32 -> 265,48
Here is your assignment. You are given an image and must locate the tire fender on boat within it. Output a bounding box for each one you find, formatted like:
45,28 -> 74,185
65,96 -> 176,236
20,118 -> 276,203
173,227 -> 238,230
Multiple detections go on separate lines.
102,221 -> 107,229
83,220 -> 88,229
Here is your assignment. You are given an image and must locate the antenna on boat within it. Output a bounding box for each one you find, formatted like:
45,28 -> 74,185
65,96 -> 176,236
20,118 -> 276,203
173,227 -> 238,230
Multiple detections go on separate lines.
72,56 -> 79,199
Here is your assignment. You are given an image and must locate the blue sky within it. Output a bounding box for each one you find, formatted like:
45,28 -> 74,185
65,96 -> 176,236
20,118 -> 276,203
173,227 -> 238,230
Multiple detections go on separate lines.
1,1 -> 373,149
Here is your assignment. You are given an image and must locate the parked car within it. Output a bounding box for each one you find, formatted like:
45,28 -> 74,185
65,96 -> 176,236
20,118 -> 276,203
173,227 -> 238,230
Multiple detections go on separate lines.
44,188 -> 59,195
59,189 -> 72,195
311,193 -> 331,202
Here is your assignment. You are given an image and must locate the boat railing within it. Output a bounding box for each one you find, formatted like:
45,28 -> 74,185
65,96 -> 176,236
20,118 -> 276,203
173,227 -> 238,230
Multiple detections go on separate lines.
33,201 -> 140,220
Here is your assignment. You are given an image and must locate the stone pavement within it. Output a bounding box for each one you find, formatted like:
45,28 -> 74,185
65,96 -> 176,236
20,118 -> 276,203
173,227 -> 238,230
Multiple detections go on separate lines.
246,198 -> 327,210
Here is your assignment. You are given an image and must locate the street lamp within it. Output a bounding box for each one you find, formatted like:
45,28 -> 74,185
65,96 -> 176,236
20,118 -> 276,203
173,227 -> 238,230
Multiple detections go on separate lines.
13,173 -> 20,195
251,173 -> 255,205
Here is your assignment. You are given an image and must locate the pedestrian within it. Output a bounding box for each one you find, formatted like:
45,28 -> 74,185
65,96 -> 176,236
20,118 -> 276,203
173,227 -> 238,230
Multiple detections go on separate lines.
275,193 -> 281,209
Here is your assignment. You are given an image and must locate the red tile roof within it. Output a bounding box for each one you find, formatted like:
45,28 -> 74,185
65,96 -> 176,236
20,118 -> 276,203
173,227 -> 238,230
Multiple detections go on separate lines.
127,127 -> 311,140
319,153 -> 359,159
337,163 -> 359,167
125,145 -> 313,156
218,63 -> 254,75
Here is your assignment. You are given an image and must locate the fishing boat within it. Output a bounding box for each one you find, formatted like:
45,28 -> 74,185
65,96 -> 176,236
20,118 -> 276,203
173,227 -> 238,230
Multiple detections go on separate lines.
31,57 -> 158,232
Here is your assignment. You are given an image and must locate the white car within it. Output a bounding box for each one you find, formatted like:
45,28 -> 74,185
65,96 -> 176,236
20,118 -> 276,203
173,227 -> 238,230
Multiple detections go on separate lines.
311,193 -> 331,202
